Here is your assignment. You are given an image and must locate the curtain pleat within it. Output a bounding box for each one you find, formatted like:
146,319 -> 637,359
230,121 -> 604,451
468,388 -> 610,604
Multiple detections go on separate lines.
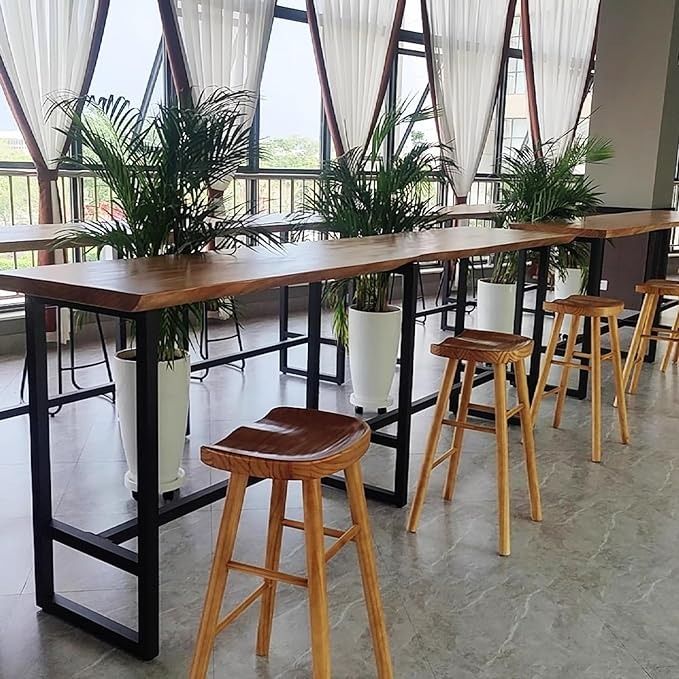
0,0 -> 100,178
423,0 -> 511,200
174,0 -> 275,124
527,0 -> 599,150
308,0 -> 403,153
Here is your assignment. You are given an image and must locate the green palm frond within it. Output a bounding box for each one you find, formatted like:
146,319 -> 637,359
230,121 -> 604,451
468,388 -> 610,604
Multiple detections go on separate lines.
49,88 -> 273,361
494,135 -> 613,284
303,104 -> 451,343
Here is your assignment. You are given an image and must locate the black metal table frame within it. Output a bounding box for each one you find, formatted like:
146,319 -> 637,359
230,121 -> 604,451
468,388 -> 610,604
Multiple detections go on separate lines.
567,230 -> 671,399
23,244 -> 552,660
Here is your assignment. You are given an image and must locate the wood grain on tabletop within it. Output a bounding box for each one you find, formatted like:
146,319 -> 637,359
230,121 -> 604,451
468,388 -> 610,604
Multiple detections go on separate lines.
0,226 -> 574,313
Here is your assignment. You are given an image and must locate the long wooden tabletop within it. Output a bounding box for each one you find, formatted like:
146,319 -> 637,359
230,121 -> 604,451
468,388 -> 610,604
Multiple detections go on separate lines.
436,203 -> 497,221
0,223 -> 82,253
0,226 -> 572,313
511,209 -> 679,239
0,205 -> 499,254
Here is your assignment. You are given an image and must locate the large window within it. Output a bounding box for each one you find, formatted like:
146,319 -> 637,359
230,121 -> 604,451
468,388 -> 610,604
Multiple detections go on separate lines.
259,17 -> 321,170
395,53 -> 437,155
89,0 -> 163,110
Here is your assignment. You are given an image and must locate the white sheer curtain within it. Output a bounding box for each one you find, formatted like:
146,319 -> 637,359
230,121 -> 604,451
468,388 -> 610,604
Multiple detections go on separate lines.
175,0 -> 275,122
0,0 -> 99,190
528,0 -> 599,150
309,0 -> 401,152
423,0 -> 510,200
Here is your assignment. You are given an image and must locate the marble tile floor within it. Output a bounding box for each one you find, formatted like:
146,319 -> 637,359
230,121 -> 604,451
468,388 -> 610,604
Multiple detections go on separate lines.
1,306 -> 679,678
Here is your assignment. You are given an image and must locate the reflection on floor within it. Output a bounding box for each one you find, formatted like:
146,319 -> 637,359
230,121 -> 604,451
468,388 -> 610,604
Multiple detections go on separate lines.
1,305 -> 678,678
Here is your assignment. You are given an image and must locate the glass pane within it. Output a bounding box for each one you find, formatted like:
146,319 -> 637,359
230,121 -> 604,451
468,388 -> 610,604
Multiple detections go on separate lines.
395,53 -> 437,154
402,0 -> 422,33
574,89 -> 593,174
509,12 -> 522,50
277,1 -> 307,10
259,18 -> 321,169
90,0 -> 162,108
478,108 -> 497,175
502,57 -> 529,164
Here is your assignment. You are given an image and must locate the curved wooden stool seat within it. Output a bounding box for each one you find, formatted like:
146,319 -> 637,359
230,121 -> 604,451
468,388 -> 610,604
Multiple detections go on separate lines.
635,279 -> 679,296
620,279 -> 679,393
544,294 -> 624,318
408,330 -> 542,557
191,407 -> 392,679
532,294 -> 630,463
431,329 -> 533,364
201,407 -> 371,479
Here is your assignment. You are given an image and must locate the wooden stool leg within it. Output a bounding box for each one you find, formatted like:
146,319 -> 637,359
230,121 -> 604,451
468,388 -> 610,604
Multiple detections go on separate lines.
302,479 -> 331,679
345,463 -> 394,679
620,293 -> 655,395
190,473 -> 249,679
630,293 -> 659,394
443,359 -> 476,502
407,358 -> 458,533
609,316 -> 630,445
591,317 -> 602,463
515,359 -> 542,522
553,314 -> 580,429
493,364 -> 511,556
256,479 -> 288,656
530,312 -> 565,424
661,309 -> 679,373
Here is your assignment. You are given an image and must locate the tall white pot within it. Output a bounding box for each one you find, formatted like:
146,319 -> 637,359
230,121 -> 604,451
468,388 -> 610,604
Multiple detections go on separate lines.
554,267 -> 584,300
113,349 -> 189,493
476,279 -> 516,333
348,306 -> 401,412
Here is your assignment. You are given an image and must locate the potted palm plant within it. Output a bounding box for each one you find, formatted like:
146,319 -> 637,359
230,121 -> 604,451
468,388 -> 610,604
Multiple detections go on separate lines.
304,107 -> 449,413
482,136 -> 614,333
53,90 -> 261,499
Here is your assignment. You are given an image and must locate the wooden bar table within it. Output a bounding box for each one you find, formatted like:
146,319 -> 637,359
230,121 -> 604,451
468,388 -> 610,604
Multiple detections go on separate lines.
513,209 -> 679,397
0,226 -> 572,660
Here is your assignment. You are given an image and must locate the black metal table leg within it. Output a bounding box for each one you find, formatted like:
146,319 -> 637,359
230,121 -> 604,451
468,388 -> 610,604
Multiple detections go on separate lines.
529,247 -> 550,394
279,285 -> 290,373
440,260 -> 452,330
393,262 -> 418,507
644,229 -> 672,363
306,282 -> 322,409
135,310 -> 161,660
448,257 -> 470,413
513,250 -> 528,336
25,296 -> 54,608
577,238 -> 605,399
454,258 -> 469,336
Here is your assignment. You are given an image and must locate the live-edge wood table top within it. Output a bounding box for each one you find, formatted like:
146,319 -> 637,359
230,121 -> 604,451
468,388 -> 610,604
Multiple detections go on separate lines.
0,205 -> 499,254
511,210 -> 679,239
0,226 -> 573,313
0,223 -> 90,253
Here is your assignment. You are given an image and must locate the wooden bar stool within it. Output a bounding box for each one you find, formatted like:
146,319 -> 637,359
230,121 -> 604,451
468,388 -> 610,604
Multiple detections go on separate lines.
407,329 -> 542,557
190,407 -> 392,679
621,279 -> 679,394
531,295 -> 630,463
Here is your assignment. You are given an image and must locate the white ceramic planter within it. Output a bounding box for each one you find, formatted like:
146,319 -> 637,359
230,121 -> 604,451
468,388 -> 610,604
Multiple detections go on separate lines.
348,305 -> 401,412
554,267 -> 584,300
113,349 -> 189,494
476,279 -> 516,333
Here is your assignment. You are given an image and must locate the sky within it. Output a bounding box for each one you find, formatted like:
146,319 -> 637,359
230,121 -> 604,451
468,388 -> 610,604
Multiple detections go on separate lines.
0,0 -> 426,139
